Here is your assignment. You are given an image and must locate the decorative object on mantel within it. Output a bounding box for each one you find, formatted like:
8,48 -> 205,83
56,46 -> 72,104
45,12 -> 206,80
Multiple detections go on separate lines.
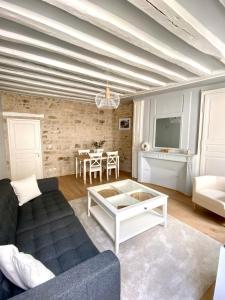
141,142 -> 150,151
119,118 -> 131,130
160,148 -> 169,153
91,140 -> 105,149
95,82 -> 120,109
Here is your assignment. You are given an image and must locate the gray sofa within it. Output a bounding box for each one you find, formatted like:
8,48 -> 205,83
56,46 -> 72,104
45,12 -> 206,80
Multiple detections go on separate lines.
0,178 -> 120,300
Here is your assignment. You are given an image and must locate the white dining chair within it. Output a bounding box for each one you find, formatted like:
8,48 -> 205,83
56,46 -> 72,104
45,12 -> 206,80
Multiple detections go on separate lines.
106,151 -> 119,181
78,149 -> 90,177
94,148 -> 104,153
88,152 -> 102,184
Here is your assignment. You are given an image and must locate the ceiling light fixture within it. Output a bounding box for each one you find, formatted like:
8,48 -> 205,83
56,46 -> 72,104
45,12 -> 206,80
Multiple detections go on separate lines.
95,82 -> 120,109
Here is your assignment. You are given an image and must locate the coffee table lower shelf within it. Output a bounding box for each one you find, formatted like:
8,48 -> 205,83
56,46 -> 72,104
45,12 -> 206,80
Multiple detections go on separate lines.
89,205 -> 165,253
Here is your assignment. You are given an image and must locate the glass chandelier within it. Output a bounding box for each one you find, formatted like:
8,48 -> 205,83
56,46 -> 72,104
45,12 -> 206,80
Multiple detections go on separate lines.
95,82 -> 120,109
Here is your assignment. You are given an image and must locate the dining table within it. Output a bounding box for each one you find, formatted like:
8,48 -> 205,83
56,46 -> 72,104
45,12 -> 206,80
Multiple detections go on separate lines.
75,152 -> 120,184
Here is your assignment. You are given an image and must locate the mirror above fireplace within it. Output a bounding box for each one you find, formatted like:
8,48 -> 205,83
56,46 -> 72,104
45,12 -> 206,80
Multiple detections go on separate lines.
154,116 -> 181,149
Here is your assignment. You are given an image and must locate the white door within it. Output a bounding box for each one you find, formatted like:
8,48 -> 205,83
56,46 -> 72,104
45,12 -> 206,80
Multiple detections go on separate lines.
200,89 -> 225,176
7,118 -> 43,180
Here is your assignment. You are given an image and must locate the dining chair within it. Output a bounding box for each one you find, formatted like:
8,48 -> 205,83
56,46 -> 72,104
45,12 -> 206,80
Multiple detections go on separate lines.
106,151 -> 119,181
78,149 -> 90,177
88,152 -> 102,184
94,148 -> 104,153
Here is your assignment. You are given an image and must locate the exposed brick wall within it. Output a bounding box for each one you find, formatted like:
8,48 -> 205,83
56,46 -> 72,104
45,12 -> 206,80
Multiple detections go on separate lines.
1,92 -> 133,177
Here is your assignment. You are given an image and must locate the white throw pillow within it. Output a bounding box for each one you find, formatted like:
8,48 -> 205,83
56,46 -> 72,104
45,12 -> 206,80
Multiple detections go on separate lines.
0,245 -> 55,290
10,174 -> 42,206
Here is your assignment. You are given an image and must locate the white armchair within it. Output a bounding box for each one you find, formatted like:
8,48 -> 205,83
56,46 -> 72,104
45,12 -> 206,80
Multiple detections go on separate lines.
193,176 -> 225,218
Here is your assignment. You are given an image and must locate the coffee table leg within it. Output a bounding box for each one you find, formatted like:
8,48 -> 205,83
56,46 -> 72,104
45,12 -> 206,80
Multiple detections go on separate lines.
163,200 -> 167,227
115,218 -> 120,254
88,192 -> 91,217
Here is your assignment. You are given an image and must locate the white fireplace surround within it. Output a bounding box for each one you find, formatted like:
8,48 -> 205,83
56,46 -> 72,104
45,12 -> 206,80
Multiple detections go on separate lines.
138,150 -> 196,196
133,89 -> 199,195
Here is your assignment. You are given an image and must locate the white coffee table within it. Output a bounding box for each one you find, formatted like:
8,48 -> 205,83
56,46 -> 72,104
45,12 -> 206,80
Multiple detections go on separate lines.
87,179 -> 168,254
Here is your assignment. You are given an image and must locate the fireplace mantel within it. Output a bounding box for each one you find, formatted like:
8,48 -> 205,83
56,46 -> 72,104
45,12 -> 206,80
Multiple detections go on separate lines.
138,151 -> 197,196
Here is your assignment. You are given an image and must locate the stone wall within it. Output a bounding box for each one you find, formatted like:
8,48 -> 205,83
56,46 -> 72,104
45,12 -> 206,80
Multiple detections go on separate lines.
1,92 -> 133,177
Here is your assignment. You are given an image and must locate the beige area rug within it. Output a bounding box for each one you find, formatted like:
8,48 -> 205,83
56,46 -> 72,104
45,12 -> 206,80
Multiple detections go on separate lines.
69,198 -> 220,300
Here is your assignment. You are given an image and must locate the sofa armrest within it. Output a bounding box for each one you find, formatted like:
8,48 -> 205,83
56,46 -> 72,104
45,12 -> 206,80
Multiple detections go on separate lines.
10,250 -> 120,300
37,177 -> 59,194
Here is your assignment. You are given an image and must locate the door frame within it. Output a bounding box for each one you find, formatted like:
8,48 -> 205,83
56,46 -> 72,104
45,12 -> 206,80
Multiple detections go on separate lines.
198,87 -> 225,175
7,117 -> 43,179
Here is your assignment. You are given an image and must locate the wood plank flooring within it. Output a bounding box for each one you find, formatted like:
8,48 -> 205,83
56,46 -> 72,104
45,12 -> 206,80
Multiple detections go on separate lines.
59,171 -> 225,244
58,171 -> 225,300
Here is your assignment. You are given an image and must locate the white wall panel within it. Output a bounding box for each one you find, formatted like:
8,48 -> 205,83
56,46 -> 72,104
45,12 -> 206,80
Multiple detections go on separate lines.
0,98 -> 7,179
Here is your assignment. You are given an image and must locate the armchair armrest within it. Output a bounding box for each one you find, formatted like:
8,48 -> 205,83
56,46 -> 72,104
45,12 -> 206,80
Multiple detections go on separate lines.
193,176 -> 216,193
37,177 -> 58,194
10,250 -> 120,300
193,176 -> 225,194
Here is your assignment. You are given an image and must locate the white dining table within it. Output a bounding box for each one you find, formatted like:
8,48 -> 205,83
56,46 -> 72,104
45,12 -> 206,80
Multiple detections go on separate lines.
75,153 -> 119,184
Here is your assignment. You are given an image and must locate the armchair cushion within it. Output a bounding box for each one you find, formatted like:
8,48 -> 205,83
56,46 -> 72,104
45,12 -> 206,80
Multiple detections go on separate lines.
193,176 -> 225,217
199,189 -> 225,202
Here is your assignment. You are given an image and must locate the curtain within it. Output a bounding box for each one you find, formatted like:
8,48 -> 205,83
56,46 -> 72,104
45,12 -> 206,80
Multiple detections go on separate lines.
132,99 -> 144,178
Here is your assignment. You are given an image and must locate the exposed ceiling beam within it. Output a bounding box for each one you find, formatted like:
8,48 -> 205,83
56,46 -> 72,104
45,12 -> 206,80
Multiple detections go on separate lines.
43,0 -> 219,77
122,70 -> 225,99
0,0 -> 224,103
0,0 -> 196,82
128,0 -> 224,61
0,87 -> 94,103
0,67 -> 104,93
0,80 -> 95,100
0,57 -> 136,93
0,21 -> 170,87
0,43 -> 151,90
0,74 -> 99,97
129,0 -> 225,65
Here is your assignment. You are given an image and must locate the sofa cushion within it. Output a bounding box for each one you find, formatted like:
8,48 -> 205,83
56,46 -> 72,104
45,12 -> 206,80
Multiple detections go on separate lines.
0,270 -> 23,300
10,175 -> 42,206
0,179 -> 18,245
16,215 -> 99,275
37,177 -> 58,194
0,179 -> 19,299
16,190 -> 74,234
0,245 -> 55,290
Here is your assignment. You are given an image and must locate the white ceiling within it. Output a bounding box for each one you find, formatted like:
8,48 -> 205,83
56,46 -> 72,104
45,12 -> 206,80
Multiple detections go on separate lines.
1,0 -> 225,103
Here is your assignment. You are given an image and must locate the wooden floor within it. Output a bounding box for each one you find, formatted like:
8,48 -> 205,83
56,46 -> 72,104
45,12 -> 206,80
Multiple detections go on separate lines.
59,171 -> 225,244
59,171 -> 225,300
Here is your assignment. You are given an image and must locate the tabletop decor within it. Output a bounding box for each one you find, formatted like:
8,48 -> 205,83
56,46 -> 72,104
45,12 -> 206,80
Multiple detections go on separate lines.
91,140 -> 105,149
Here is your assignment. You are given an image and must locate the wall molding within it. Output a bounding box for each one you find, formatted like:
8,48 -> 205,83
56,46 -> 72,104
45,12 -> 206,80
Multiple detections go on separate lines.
2,112 -> 44,119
